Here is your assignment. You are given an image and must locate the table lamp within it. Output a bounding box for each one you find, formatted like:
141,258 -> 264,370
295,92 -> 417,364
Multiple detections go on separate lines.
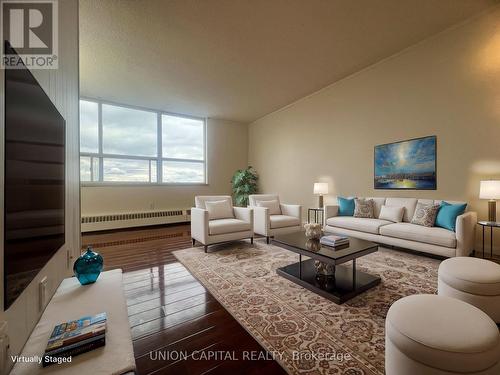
479,180 -> 500,222
313,182 -> 328,208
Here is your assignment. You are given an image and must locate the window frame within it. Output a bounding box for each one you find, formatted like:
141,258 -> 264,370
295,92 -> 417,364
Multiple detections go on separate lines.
79,97 -> 207,186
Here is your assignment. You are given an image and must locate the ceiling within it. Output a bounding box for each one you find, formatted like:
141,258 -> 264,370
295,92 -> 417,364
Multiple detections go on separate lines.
79,0 -> 498,123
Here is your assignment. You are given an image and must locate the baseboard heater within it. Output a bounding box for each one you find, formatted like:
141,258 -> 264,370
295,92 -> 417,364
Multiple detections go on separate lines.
81,209 -> 191,232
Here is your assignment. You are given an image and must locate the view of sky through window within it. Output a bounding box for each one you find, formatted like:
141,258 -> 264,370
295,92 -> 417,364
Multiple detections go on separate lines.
162,114 -> 204,160
162,161 -> 204,183
103,158 -> 150,182
79,100 -> 205,183
102,104 -> 157,157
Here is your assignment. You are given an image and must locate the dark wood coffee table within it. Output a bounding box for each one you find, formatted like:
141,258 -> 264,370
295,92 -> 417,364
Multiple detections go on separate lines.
272,231 -> 381,304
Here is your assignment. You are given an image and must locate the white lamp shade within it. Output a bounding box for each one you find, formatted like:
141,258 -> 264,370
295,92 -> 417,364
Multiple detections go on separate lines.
479,180 -> 500,199
313,182 -> 329,195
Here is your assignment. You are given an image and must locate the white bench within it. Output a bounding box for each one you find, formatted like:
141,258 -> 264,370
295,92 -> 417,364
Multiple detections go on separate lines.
11,269 -> 136,375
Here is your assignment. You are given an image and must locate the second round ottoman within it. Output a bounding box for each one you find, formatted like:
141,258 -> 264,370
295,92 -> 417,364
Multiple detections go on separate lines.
385,294 -> 500,375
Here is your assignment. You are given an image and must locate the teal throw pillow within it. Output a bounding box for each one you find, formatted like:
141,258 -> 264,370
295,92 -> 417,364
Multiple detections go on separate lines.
338,197 -> 355,216
435,201 -> 467,232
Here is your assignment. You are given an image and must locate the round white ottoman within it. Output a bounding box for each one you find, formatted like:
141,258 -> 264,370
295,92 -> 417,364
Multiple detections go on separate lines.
385,294 -> 500,375
438,257 -> 500,323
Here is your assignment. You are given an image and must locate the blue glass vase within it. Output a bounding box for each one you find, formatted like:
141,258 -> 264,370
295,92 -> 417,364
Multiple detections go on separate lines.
74,246 -> 104,285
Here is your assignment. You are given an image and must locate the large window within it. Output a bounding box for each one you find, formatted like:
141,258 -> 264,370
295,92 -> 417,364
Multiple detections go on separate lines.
79,99 -> 206,184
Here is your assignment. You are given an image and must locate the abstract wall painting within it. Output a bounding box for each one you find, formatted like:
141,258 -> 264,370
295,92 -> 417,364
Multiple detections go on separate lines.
374,136 -> 436,190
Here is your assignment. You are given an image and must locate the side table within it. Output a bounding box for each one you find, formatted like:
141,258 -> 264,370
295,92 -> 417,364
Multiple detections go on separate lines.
477,221 -> 500,259
308,208 -> 324,225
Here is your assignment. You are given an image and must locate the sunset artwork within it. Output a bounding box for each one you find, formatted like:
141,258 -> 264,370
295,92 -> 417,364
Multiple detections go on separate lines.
374,136 -> 436,190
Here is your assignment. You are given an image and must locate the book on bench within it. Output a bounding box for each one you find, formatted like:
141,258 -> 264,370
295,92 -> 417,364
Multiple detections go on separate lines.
320,235 -> 349,247
43,312 -> 107,367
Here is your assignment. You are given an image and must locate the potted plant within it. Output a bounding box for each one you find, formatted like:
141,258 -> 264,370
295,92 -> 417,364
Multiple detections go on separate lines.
231,166 -> 258,207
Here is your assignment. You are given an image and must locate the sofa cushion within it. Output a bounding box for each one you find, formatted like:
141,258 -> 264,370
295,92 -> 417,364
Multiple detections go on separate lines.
205,200 -> 234,220
209,218 -> 251,235
270,215 -> 300,229
438,257 -> 500,296
385,197 -> 417,222
248,194 -> 279,207
256,199 -> 281,215
411,203 -> 440,227
366,197 -> 386,218
195,195 -> 233,209
354,198 -> 375,218
338,197 -> 355,216
380,222 -> 456,248
434,199 -> 467,206
326,216 -> 392,234
417,198 -> 435,206
435,201 -> 467,232
379,205 -> 404,222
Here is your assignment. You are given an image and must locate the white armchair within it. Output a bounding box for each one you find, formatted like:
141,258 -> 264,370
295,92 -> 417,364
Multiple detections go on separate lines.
191,195 -> 254,252
248,194 -> 302,243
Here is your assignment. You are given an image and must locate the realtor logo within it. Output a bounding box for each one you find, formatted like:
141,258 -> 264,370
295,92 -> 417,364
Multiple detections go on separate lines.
1,0 -> 58,69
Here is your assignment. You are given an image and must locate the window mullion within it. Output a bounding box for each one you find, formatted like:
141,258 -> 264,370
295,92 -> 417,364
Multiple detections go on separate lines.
90,156 -> 94,182
157,112 -> 162,184
98,102 -> 104,181
204,119 -> 207,184
148,160 -> 152,183
162,157 -> 205,163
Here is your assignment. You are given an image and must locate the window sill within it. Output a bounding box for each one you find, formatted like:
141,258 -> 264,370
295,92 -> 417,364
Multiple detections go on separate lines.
81,182 -> 209,187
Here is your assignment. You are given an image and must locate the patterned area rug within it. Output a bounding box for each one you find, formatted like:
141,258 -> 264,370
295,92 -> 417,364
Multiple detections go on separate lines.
173,241 -> 440,374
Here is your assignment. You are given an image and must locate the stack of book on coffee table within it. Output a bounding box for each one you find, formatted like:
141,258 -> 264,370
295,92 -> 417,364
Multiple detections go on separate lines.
320,234 -> 349,247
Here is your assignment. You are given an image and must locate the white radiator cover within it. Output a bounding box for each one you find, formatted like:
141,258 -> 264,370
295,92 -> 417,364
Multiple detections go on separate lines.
81,209 -> 191,232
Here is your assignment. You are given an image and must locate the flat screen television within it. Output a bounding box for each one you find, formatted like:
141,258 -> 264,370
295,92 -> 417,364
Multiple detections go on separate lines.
4,41 -> 65,309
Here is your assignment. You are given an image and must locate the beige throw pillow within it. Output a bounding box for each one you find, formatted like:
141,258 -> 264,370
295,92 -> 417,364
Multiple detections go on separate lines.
354,198 -> 375,218
256,200 -> 281,215
379,205 -> 404,222
411,203 -> 440,227
205,200 -> 234,220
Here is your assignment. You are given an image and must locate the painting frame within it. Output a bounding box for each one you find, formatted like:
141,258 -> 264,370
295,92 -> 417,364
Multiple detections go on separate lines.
374,135 -> 437,190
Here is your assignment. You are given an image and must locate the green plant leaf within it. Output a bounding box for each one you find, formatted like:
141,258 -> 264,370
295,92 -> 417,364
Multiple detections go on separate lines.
231,166 -> 259,206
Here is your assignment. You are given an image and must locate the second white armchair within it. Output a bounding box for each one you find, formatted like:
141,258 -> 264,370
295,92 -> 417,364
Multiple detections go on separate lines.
248,194 -> 302,243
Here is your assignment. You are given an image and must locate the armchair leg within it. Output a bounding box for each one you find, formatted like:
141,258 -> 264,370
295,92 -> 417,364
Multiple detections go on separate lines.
250,237 -> 254,244
192,238 -> 196,247
204,245 -> 208,253
266,236 -> 270,244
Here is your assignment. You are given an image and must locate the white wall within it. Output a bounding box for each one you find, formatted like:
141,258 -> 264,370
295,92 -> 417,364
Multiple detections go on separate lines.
249,7 -> 500,254
0,0 -> 80,369
80,118 -> 248,215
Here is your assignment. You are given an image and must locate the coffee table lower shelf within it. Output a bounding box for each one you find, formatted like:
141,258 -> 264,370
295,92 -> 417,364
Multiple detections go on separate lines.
277,259 -> 381,304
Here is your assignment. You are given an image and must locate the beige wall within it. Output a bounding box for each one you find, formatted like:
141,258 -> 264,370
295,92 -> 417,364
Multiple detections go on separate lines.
81,118 -> 248,215
249,7 -> 500,254
0,0 -> 80,368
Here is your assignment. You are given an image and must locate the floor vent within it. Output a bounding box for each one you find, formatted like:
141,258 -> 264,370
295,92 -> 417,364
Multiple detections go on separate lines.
81,209 -> 189,232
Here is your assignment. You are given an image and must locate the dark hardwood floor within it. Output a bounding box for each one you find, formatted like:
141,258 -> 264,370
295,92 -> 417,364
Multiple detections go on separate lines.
82,224 -> 286,375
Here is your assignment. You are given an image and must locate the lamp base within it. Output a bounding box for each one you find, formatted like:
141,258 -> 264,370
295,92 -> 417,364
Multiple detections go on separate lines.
318,195 -> 324,209
488,200 -> 496,222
